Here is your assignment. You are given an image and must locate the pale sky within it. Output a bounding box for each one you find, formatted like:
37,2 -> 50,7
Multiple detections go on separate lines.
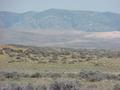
0,0 -> 120,13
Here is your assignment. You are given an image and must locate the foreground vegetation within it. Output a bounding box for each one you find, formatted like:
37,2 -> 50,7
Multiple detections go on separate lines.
0,44 -> 120,90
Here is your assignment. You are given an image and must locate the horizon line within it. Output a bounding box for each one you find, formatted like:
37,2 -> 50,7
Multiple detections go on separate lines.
0,8 -> 120,14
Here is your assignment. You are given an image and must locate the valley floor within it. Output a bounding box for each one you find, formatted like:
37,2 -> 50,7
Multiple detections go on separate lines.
0,45 -> 120,90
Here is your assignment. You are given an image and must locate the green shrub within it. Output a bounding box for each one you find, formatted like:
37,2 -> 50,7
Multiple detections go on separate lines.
31,73 -> 42,78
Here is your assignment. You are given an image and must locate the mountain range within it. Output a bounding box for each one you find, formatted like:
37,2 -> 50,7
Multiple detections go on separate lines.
0,9 -> 120,49
0,9 -> 120,31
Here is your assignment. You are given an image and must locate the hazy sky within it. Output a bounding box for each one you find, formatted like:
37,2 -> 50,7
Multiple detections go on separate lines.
0,0 -> 120,13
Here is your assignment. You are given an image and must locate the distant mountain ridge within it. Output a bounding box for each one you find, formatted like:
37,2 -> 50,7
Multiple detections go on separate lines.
0,9 -> 120,31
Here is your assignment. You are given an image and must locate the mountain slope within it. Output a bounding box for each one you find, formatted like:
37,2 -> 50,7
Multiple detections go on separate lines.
0,9 -> 120,31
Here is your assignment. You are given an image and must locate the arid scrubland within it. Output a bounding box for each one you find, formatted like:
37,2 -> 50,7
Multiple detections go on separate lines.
0,44 -> 120,90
